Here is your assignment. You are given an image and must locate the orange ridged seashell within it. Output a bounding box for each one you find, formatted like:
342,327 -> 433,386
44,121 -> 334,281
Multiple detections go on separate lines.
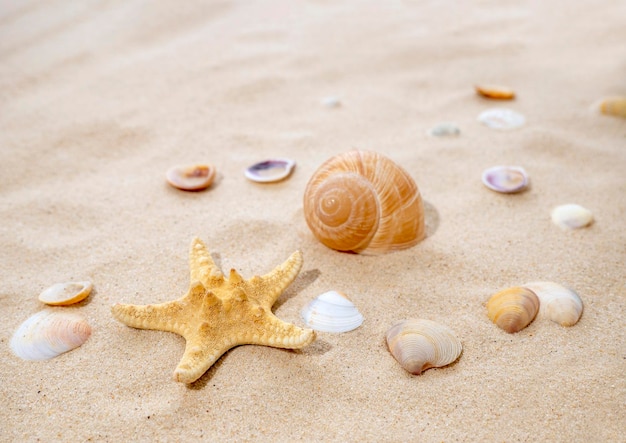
303,150 -> 425,255
487,286 -> 539,333
475,84 -> 516,100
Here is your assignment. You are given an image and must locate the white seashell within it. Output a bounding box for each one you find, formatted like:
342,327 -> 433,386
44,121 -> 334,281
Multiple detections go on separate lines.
321,96 -> 342,108
551,204 -> 593,230
300,290 -> 364,333
523,281 -> 583,326
38,281 -> 92,306
386,319 -> 462,375
428,122 -> 460,137
481,166 -> 529,193
244,158 -> 296,183
10,310 -> 92,360
478,108 -> 526,130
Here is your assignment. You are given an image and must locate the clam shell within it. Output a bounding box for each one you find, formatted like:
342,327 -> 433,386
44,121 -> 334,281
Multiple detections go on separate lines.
478,108 -> 526,130
38,281 -> 92,306
523,281 -> 583,326
386,319 -> 462,375
10,310 -> 91,360
428,122 -> 460,137
303,150 -> 425,255
166,164 -> 216,191
475,84 -> 516,100
300,290 -> 364,333
598,96 -> 626,118
481,166 -> 529,193
244,158 -> 296,183
551,204 -> 593,230
487,286 -> 539,333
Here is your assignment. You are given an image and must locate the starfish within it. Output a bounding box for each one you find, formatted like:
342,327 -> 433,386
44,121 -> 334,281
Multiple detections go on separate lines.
111,237 -> 316,383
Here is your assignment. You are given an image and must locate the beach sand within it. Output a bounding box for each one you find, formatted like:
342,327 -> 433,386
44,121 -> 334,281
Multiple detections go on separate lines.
1,1 -> 625,441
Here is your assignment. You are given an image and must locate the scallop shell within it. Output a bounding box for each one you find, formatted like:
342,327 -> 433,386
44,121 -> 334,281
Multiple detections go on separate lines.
386,319 -> 462,375
303,150 -> 425,255
598,96 -> 626,118
244,158 -> 296,183
38,281 -> 92,306
523,281 -> 583,326
481,166 -> 529,193
487,286 -> 539,333
300,290 -> 364,333
10,310 -> 92,360
551,204 -> 593,230
166,164 -> 216,191
475,84 -> 516,100
478,108 -> 526,130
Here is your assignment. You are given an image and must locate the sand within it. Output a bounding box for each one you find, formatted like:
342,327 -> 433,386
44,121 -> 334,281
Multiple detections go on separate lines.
1,1 -> 625,441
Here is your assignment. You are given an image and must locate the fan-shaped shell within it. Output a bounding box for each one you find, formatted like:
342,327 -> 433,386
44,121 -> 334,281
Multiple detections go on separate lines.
38,281 -> 92,306
300,290 -> 364,333
487,286 -> 539,333
523,281 -> 583,326
10,310 -> 92,360
386,319 -> 462,375
303,150 -> 425,255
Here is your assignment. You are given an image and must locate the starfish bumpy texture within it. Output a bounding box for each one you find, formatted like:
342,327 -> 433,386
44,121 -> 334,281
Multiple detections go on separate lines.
111,237 -> 316,383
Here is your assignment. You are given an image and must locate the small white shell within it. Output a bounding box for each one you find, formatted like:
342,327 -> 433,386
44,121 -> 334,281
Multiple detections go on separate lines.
166,164 -> 216,191
523,281 -> 583,326
386,319 -> 462,375
300,290 -> 364,333
481,166 -> 529,193
38,281 -> 92,306
478,108 -> 526,130
551,204 -> 593,230
428,122 -> 460,137
321,96 -> 342,108
244,158 -> 296,183
10,310 -> 92,360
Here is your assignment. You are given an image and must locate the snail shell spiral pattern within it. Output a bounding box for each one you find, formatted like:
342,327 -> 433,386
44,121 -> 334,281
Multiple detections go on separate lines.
303,150 -> 425,255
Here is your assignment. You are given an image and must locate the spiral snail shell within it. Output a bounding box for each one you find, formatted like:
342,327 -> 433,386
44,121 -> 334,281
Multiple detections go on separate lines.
303,150 -> 425,255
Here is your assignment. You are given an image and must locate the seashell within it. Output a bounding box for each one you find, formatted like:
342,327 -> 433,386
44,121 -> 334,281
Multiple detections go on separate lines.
166,164 -> 216,191
551,204 -> 593,230
481,165 -> 529,193
475,84 -> 516,100
428,122 -> 460,137
38,281 -> 92,306
478,108 -> 526,130
244,158 -> 296,183
10,310 -> 91,360
386,319 -> 462,375
321,96 -> 342,108
487,286 -> 539,333
597,96 -> 626,118
300,290 -> 364,333
303,150 -> 425,255
523,281 -> 583,326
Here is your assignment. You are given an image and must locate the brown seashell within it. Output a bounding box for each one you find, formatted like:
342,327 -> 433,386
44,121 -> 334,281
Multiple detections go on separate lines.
166,164 -> 216,191
487,286 -> 539,333
475,84 -> 516,100
386,319 -> 462,375
598,96 -> 626,118
303,150 -> 425,255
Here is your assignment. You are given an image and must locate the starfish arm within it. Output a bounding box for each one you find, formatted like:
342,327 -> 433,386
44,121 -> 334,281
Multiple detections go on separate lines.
111,300 -> 188,335
247,250 -> 303,307
189,237 -> 224,288
249,312 -> 316,350
173,327 -> 232,384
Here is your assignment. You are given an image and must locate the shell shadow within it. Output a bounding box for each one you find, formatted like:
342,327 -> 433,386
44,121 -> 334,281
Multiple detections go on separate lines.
423,200 -> 440,238
275,268 -> 321,309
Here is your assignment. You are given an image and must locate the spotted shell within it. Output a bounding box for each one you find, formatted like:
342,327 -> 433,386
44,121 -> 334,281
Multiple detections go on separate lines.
303,150 -> 425,255
523,281 -> 583,326
487,286 -> 540,333
10,310 -> 92,360
386,319 -> 462,375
